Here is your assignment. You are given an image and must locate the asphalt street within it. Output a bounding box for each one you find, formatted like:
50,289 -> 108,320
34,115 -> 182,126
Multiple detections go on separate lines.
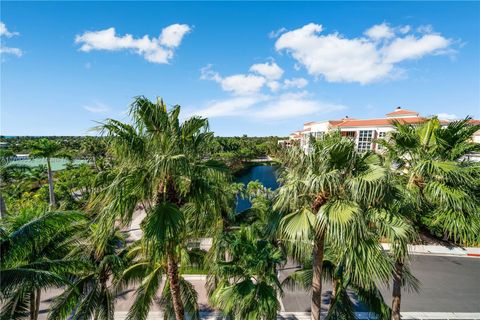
279,255 -> 480,313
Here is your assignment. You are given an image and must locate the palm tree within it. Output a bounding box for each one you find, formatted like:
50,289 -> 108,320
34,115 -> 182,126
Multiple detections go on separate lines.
48,225 -> 127,320
116,238 -> 201,320
283,240 -> 393,319
81,136 -> 107,171
0,150 -> 30,218
0,209 -> 85,320
94,96 -> 230,320
30,139 -> 69,208
209,226 -> 284,320
274,133 -> 389,320
377,117 -> 480,319
434,117 -> 480,161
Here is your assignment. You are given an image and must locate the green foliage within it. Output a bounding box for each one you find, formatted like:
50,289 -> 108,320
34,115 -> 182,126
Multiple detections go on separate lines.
379,117 -> 480,245
0,209 -> 86,320
209,226 -> 284,320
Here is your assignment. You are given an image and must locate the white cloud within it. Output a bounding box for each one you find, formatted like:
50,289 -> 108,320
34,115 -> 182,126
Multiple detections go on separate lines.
249,61 -> 284,80
266,81 -> 280,92
83,102 -> 110,113
75,24 -> 190,64
0,46 -> 22,57
365,23 -> 394,40
399,25 -> 411,34
275,22 -> 453,84
193,91 -> 345,120
417,25 -> 433,34
0,22 -> 22,58
201,64 -> 271,95
159,24 -> 191,48
253,92 -> 345,120
198,60 -> 342,120
220,74 -> 266,95
0,22 -> 19,37
283,77 -> 308,89
382,34 -> 451,64
437,113 -> 459,120
193,95 -> 268,118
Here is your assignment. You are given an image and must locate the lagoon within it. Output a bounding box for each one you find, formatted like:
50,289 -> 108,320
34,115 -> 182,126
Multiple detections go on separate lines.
235,164 -> 279,212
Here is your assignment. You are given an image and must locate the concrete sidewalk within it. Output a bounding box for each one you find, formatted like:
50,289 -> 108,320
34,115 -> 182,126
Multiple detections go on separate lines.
381,243 -> 480,257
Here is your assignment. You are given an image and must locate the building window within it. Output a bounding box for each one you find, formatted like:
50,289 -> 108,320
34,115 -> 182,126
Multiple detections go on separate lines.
341,131 -> 356,139
357,130 -> 373,152
377,132 -> 386,150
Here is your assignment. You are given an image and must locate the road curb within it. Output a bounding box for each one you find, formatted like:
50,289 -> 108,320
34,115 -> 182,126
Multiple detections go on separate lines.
381,243 -> 480,257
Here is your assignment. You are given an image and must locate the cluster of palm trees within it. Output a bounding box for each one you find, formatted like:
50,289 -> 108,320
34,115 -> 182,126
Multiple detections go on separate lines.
1,96 -> 479,320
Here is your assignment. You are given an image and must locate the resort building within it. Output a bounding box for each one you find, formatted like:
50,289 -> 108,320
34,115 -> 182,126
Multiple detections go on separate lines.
286,107 -> 480,155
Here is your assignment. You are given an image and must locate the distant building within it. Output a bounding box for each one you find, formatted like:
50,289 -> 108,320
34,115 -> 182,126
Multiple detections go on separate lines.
286,107 -> 480,156
0,142 -> 8,149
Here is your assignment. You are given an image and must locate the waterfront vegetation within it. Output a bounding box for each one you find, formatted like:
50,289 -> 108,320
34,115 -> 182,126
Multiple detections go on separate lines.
1,97 -> 479,320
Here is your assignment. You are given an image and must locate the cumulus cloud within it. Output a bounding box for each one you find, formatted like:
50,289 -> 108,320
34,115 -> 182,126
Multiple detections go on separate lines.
249,61 -> 284,80
159,24 -> 191,47
198,61 -> 343,120
283,77 -> 308,89
0,22 -> 22,58
75,24 -> 191,63
201,65 -> 266,95
275,22 -> 453,84
382,34 -> 450,64
365,23 -> 394,40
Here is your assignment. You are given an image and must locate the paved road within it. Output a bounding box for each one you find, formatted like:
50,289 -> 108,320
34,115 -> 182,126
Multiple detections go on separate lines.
280,255 -> 480,313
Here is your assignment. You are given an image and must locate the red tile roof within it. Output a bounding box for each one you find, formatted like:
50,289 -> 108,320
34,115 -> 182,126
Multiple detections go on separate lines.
386,108 -> 419,116
334,117 -> 426,128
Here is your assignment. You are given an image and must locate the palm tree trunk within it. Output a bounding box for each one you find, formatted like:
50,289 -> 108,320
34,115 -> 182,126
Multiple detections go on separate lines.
29,289 -> 36,320
311,231 -> 325,320
34,288 -> 41,320
167,251 -> 184,320
391,260 -> 403,320
46,158 -> 56,208
0,191 -> 6,218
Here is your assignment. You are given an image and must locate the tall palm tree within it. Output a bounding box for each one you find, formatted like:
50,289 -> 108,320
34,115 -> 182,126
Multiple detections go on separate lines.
30,139 -> 69,208
48,225 -> 128,320
116,238 -> 201,320
209,226 -> 284,320
94,96 -> 230,320
377,117 -> 480,319
274,133 -> 389,320
283,240 -> 394,319
0,209 -> 85,320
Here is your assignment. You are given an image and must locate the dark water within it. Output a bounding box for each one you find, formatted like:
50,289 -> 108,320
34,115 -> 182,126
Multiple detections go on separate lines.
235,165 -> 279,212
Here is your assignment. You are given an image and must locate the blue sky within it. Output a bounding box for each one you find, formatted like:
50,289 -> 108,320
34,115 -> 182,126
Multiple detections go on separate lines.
1,1 -> 479,136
